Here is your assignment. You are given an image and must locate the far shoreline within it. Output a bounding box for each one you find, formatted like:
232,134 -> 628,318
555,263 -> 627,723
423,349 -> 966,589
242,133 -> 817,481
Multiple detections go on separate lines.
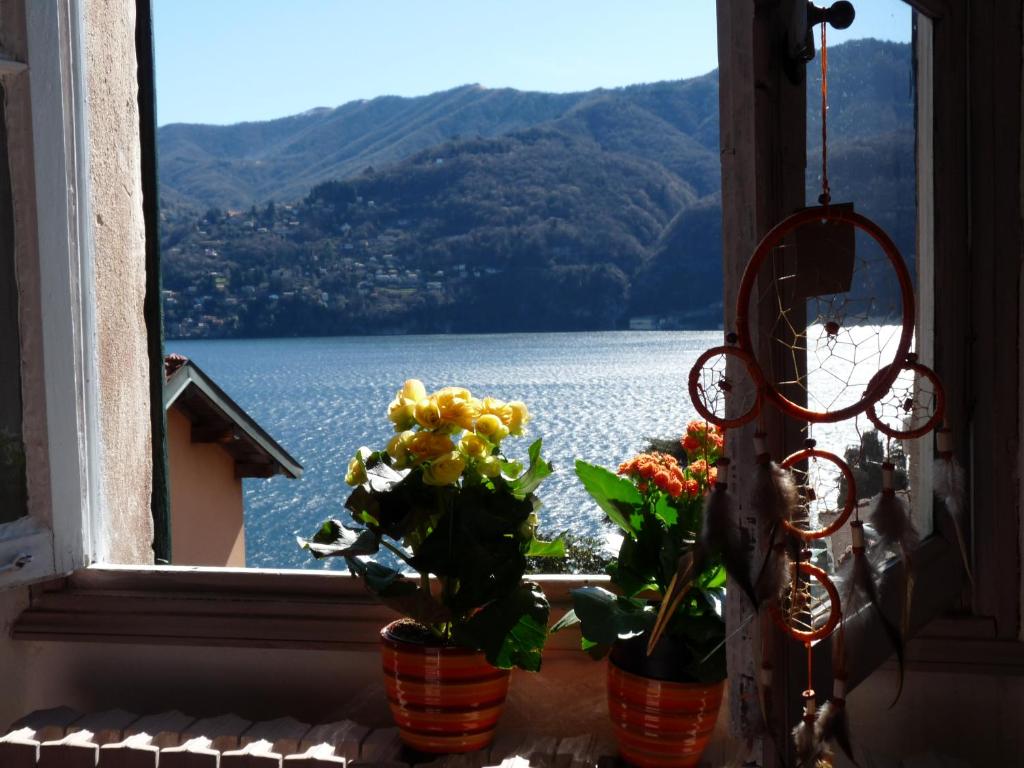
166,327 -> 726,344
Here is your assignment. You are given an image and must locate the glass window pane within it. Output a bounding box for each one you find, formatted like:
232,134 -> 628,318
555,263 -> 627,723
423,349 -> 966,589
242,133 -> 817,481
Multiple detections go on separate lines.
0,83 -> 28,525
802,3 -> 934,557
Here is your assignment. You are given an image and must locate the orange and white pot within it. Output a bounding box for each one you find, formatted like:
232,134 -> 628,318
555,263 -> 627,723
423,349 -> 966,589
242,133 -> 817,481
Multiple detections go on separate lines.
380,621 -> 511,753
607,655 -> 725,768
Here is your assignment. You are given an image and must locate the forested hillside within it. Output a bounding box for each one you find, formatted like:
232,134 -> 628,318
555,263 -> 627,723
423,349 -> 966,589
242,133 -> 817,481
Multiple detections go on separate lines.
160,39 -> 914,338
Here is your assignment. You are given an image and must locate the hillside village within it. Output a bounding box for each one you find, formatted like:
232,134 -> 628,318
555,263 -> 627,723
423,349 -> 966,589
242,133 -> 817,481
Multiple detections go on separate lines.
159,39 -> 914,339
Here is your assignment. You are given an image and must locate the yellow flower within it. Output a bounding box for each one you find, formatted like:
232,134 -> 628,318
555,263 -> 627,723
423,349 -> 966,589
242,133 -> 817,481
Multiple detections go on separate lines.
475,413 -> 509,443
386,430 -> 415,468
479,455 -> 501,478
414,397 -> 443,430
387,398 -> 417,431
507,400 -> 530,435
401,379 -> 427,403
480,397 -> 513,425
407,432 -> 455,462
434,388 -> 478,430
459,433 -> 490,460
344,454 -> 367,486
435,386 -> 472,403
423,451 -> 466,486
519,512 -> 539,538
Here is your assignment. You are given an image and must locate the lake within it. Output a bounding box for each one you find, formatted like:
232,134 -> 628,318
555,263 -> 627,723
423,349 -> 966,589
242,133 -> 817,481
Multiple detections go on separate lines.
172,328 -> 894,569
172,331 -> 726,569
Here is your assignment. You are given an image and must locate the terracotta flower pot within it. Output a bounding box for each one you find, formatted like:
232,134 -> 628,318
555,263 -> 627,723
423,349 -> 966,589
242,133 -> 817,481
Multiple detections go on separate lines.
607,640 -> 725,768
380,620 -> 511,754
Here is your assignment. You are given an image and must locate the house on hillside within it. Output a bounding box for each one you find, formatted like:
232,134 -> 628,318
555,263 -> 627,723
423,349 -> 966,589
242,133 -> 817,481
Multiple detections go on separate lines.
163,354 -> 302,567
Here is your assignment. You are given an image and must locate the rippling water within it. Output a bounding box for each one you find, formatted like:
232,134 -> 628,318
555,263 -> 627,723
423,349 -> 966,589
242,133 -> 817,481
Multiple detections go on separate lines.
172,331 -> 725,569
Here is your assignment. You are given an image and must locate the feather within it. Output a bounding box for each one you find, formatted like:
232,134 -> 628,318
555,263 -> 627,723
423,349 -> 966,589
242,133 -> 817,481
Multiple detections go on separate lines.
869,462 -> 919,554
840,520 -> 905,705
817,698 -> 855,765
792,699 -> 831,768
934,428 -> 972,584
869,490 -> 919,555
750,443 -> 800,536
701,467 -> 758,606
750,438 -> 799,604
869,462 -> 918,660
755,541 -> 793,605
934,452 -> 965,512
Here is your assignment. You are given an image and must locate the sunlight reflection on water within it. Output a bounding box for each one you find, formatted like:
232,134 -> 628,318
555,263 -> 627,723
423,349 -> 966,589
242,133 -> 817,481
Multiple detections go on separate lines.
172,328 -> 892,569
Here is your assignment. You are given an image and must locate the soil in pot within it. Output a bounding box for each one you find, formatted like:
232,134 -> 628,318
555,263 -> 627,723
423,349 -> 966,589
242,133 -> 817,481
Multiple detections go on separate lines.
380,619 -> 511,754
607,634 -> 726,768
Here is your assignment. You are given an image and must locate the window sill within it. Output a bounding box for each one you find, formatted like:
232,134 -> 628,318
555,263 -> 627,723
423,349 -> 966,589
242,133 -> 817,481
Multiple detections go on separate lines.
12,565 -> 607,652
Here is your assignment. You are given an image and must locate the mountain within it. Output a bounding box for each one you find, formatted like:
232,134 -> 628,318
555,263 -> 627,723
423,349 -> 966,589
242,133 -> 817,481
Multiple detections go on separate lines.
158,75 -> 721,211
159,39 -> 915,338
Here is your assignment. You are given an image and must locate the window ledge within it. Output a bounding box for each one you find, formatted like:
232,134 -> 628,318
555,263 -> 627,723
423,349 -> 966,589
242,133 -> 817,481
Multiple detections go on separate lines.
12,565 -> 607,652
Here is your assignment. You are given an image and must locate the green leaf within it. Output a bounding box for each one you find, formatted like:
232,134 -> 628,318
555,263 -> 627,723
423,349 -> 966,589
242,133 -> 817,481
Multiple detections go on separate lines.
697,586 -> 726,620
297,520 -> 380,559
581,636 -> 612,660
454,582 -> 551,672
574,460 -> 641,537
347,559 -> 451,626
526,536 -> 566,558
569,585 -> 655,646
608,534 -> 660,597
509,439 -> 553,500
699,563 -> 727,590
652,495 -> 678,528
550,608 -> 580,633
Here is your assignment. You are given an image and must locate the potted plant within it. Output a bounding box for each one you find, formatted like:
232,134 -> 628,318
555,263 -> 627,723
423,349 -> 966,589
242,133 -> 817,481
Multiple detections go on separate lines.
554,420 -> 727,768
300,379 -> 563,754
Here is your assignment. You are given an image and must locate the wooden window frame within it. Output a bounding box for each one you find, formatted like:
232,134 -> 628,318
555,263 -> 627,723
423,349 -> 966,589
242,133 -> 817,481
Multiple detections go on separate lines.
0,0 -> 97,589
718,0 -> 1023,759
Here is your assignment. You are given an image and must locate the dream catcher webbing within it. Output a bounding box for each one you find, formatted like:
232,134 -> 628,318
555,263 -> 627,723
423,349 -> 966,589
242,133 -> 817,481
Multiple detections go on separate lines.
681,19 -> 965,762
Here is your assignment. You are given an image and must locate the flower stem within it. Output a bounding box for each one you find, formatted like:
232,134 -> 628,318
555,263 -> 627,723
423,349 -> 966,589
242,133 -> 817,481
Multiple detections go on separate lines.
379,538 -> 415,566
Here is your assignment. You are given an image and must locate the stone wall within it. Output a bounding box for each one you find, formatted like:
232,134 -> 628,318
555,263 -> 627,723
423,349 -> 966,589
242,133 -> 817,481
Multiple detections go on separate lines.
83,0 -> 153,564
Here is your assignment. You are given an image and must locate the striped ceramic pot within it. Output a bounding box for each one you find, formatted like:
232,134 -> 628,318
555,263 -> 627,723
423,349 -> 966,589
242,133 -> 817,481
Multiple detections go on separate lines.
607,659 -> 725,768
380,621 -> 511,753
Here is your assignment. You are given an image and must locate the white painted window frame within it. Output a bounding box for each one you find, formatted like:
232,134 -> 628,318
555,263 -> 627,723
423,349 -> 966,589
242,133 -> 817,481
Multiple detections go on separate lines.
0,0 -> 98,589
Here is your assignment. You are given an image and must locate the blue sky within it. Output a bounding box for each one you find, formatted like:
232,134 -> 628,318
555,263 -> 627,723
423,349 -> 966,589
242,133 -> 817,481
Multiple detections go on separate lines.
154,0 -> 912,127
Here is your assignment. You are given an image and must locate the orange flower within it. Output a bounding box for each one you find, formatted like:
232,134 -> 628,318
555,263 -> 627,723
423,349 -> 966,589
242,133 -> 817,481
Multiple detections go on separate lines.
688,459 -> 710,477
686,419 -> 710,437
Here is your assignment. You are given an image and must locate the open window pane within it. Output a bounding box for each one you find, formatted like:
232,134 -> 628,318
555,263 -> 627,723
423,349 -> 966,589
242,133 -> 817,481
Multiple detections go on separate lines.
152,1 -> 724,569
0,83 -> 27,527
799,2 -> 935,562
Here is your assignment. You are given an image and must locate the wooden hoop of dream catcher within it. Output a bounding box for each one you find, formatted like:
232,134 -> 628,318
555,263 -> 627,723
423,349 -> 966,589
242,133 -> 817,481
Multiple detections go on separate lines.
734,206 -> 916,424
866,359 -> 946,440
687,344 -> 765,428
779,447 -> 856,540
768,560 -> 842,643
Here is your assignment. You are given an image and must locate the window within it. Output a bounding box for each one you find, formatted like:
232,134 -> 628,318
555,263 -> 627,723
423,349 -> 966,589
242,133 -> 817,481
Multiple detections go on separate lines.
149,0 -> 725,572
0,0 -> 94,587
0,80 -> 27,527
5,3 -> 1022,762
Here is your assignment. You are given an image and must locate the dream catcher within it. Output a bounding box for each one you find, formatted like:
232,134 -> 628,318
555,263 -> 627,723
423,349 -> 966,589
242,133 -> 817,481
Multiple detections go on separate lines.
678,15 -> 967,765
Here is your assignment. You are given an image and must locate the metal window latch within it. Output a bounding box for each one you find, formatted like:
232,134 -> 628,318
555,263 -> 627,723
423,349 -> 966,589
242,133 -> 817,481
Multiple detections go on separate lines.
0,553 -> 32,574
786,1 -> 857,83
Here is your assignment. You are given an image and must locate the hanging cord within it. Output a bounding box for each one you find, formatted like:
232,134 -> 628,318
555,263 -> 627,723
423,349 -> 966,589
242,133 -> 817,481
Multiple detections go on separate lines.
806,642 -> 814,693
819,21 -> 831,206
